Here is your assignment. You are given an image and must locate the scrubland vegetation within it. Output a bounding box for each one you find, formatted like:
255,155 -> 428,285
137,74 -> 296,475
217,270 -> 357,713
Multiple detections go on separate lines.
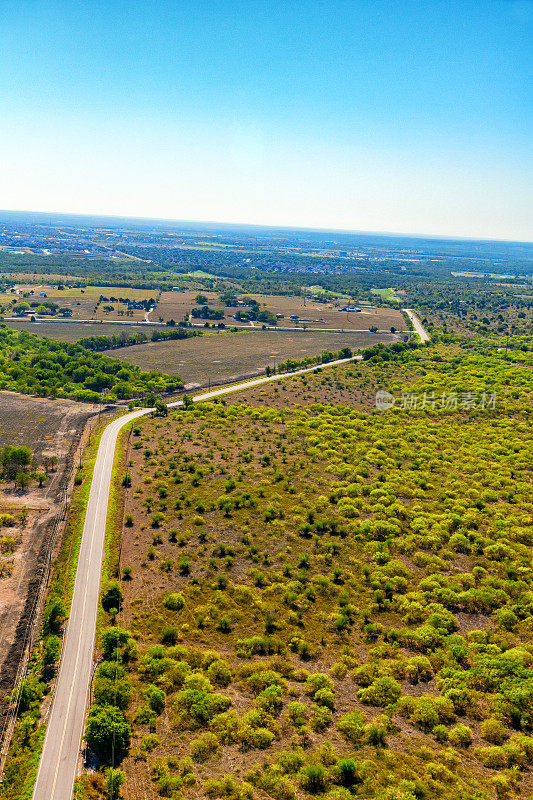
76,338 -> 533,800
402,283 -> 533,338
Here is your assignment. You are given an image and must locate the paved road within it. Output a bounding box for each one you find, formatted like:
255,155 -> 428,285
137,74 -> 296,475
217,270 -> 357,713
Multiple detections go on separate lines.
403,308 -> 430,343
32,354 -> 360,800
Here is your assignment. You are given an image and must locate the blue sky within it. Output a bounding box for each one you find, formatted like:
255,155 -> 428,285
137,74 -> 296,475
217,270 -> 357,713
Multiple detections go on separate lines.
1,0 -> 532,240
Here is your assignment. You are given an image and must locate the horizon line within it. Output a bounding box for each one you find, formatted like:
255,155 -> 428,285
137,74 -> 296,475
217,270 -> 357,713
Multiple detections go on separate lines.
0,207 -> 532,247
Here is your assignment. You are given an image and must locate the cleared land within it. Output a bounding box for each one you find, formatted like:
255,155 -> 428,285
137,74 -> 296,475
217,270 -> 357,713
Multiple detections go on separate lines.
108,329 -> 401,386
2,319 -> 161,342
155,291 -> 406,332
0,394 -> 95,720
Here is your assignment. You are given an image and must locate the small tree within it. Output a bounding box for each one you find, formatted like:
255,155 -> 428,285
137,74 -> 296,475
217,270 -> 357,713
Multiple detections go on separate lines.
15,470 -> 31,491
154,398 -> 168,417
85,704 -> 131,761
34,472 -> 47,488
101,581 -> 123,614
105,768 -> 125,800
43,596 -> 65,635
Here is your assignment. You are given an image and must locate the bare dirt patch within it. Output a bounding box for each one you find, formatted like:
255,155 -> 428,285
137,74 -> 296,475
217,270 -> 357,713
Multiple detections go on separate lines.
107,329 -> 402,386
0,393 -> 95,712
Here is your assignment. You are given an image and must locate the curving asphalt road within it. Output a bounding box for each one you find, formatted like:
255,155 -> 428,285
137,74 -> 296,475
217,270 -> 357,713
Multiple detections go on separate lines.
31,354 -> 361,800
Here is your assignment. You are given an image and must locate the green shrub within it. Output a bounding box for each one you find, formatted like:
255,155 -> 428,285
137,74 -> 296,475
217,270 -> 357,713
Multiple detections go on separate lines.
336,758 -> 360,788
314,688 -> 335,710
310,704 -> 333,731
286,701 -> 308,727
246,669 -> 286,694
94,662 -> 132,710
358,676 -> 402,706
209,710 -> 240,744
191,731 -> 219,761
300,764 -> 327,794
336,711 -> 364,742
474,746 -> 508,769
433,724 -> 448,743
163,592 -> 184,611
306,673 -> 334,695
101,581 -> 122,614
480,717 -> 508,745
161,626 -> 178,645
42,635 -> 60,667
238,724 -> 275,750
276,749 -> 305,774
146,684 -> 166,713
448,724 -> 473,748
207,659 -> 232,687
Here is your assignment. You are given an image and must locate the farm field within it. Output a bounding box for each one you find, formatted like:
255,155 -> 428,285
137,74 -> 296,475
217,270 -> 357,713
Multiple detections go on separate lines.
85,340 -> 533,800
108,329 -> 401,386
14,284 -> 157,301
2,319 -> 162,342
154,291 -> 407,332
0,285 -> 158,323
0,393 -> 95,719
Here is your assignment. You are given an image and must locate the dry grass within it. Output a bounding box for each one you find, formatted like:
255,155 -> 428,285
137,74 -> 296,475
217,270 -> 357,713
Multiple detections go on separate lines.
108,329 -> 401,385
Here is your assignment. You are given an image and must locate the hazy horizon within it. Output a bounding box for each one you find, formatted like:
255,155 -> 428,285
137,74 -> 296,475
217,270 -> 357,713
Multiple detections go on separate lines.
2,207 -> 533,248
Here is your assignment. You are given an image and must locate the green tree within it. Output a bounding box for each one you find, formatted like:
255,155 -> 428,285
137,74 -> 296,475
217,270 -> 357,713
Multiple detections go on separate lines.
101,581 -> 123,614
15,470 -> 31,490
85,704 -> 131,761
1,446 -> 32,480
105,768 -> 125,800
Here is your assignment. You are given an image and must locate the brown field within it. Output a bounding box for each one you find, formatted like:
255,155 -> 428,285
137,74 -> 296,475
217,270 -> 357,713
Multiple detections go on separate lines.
2,319 -> 160,342
154,290 -> 407,332
0,394 -> 95,713
0,285 -> 158,324
108,329 -> 402,386
8,284 -> 157,301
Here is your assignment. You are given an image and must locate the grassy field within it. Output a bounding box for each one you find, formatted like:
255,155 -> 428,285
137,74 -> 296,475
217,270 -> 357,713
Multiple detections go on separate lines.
371,287 -> 399,303
79,340 -> 533,800
108,329 -> 401,386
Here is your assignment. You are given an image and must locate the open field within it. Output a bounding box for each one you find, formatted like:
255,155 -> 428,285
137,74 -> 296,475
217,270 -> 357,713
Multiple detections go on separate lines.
82,341 -> 533,800
0,285 -> 158,324
154,290 -> 407,331
5,284 -> 157,301
2,319 -> 162,342
371,287 -> 399,302
108,329 -> 401,386
0,394 -> 95,719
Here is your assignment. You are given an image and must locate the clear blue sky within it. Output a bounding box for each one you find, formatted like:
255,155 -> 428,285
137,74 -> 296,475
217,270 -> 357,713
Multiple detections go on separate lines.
1,0 -> 532,240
